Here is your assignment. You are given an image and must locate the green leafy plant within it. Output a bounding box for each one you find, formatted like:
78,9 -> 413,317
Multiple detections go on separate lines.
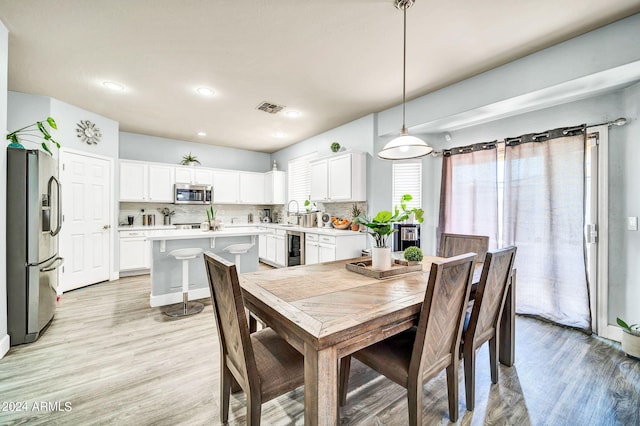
304,195 -> 316,213
617,317 -> 640,337
354,194 -> 424,248
330,142 -> 340,152
6,117 -> 60,155
403,246 -> 424,262
181,152 -> 200,165
206,205 -> 217,222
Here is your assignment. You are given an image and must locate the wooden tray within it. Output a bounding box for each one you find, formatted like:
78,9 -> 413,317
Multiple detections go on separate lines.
346,257 -> 423,279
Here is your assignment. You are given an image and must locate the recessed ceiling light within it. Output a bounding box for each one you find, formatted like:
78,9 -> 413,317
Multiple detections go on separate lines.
197,132 -> 207,137
285,110 -> 301,118
196,87 -> 215,96
102,81 -> 124,91
274,132 -> 286,139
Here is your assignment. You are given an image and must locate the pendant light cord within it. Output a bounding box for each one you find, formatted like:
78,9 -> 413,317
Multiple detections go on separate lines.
402,5 -> 407,131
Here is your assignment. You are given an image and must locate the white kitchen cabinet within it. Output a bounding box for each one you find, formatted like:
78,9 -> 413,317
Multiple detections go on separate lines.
258,230 -> 267,259
305,234 -> 320,265
240,172 -> 265,204
120,161 -> 147,201
310,151 -> 366,202
212,170 -> 240,203
148,164 -> 175,202
120,160 -> 174,202
264,171 -> 286,204
275,230 -> 286,266
305,232 -> 366,264
175,166 -> 213,185
119,230 -> 150,272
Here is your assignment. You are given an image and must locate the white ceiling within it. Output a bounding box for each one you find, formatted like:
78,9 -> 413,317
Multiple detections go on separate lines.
2,0 -> 640,153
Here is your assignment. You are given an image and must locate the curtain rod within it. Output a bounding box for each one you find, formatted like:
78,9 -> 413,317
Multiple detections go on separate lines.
433,117 -> 627,157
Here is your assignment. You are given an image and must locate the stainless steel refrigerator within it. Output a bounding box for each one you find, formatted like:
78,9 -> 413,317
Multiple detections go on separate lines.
7,148 -> 63,346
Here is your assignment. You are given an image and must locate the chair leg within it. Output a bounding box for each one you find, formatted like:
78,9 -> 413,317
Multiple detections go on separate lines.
220,364 -> 231,423
489,335 -> 499,384
407,377 -> 424,426
463,344 -> 476,412
446,361 -> 460,422
246,391 -> 262,426
339,356 -> 352,406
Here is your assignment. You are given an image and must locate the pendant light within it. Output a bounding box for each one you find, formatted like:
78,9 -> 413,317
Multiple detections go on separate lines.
378,0 -> 433,160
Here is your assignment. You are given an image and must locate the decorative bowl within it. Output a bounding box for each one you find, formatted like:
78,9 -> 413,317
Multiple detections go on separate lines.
333,221 -> 351,230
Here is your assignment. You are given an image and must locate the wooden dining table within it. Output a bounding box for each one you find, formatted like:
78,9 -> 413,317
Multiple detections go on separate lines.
239,255 -> 515,426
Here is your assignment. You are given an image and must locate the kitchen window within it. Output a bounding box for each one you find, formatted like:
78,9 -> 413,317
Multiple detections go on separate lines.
392,161 -> 422,210
287,153 -> 316,213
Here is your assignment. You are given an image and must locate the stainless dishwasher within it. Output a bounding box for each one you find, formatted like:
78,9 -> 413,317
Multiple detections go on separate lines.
286,230 -> 305,267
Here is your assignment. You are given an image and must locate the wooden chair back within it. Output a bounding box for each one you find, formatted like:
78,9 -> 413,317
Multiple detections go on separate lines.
204,252 -> 259,393
439,233 -> 490,263
467,246 -> 517,348
410,253 -> 476,380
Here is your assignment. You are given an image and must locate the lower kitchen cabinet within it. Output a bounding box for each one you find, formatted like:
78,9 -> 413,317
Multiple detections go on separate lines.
259,228 -> 286,267
305,232 -> 366,265
119,230 -> 150,273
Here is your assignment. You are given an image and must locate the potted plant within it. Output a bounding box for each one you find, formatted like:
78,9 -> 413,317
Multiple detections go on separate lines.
403,246 -> 424,265
350,203 -> 362,231
304,195 -> 317,213
181,152 -> 201,166
6,117 -> 60,155
617,317 -> 640,359
206,205 -> 219,230
330,142 -> 341,153
355,194 -> 424,271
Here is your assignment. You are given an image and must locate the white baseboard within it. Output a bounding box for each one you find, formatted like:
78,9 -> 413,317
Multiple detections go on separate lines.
606,325 -> 623,342
0,333 -> 10,359
150,287 -> 210,307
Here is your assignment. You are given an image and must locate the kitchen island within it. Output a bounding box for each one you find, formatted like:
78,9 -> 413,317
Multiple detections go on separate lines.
146,227 -> 267,307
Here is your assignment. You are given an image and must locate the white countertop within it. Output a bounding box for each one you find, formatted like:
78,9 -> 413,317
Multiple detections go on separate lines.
227,222 -> 365,237
146,226 -> 267,241
118,225 -> 177,231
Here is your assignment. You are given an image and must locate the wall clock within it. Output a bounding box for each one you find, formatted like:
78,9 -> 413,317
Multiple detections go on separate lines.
76,120 -> 102,145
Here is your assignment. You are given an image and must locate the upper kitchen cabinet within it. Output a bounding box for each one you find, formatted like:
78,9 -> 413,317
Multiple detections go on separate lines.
264,170 -> 286,204
239,172 -> 264,204
120,160 -> 175,202
175,166 -> 213,185
212,169 -> 240,203
310,151 -> 366,202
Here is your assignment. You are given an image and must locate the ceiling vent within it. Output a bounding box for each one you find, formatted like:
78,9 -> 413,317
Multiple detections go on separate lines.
256,101 -> 285,114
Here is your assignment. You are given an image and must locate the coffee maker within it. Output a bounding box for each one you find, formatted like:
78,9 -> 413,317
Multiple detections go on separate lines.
393,224 -> 420,251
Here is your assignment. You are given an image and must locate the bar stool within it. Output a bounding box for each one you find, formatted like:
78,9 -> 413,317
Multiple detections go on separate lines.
223,243 -> 254,273
164,247 -> 204,318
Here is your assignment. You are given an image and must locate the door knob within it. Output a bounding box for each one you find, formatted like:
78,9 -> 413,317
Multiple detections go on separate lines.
103,224 -> 111,230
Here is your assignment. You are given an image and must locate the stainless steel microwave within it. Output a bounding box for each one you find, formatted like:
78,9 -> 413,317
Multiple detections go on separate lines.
174,183 -> 212,204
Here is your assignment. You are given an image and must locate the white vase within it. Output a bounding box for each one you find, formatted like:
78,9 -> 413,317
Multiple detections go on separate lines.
372,247 -> 392,271
621,331 -> 640,359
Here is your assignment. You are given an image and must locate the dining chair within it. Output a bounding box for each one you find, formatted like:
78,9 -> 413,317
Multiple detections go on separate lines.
439,233 -> 490,263
461,246 -> 517,411
203,252 -> 304,425
339,252 -> 477,424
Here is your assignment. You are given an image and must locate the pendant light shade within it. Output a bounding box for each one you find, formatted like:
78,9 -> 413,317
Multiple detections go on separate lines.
378,0 -> 432,161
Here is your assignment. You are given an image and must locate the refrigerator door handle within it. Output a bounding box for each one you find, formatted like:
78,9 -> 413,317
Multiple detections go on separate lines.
48,176 -> 62,236
40,256 -> 64,272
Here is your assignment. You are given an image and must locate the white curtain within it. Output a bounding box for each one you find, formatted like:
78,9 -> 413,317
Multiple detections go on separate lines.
503,130 -> 591,331
439,145 -> 499,249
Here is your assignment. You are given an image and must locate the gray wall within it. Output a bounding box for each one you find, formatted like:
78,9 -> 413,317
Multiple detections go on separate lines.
119,132 -> 271,172
0,19 -> 8,358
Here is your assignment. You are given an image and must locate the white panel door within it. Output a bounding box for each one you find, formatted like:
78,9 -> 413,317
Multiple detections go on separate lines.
60,151 -> 111,292
328,154 -> 352,201
310,160 -> 328,201
212,170 -> 240,203
119,161 -> 147,201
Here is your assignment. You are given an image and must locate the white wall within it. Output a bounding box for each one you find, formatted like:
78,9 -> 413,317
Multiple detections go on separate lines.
119,132 -> 271,172
0,19 -> 9,359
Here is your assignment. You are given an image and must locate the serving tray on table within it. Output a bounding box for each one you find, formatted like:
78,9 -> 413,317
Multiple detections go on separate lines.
346,257 -> 423,279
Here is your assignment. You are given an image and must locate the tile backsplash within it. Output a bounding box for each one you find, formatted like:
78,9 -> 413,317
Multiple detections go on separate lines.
119,201 -> 368,227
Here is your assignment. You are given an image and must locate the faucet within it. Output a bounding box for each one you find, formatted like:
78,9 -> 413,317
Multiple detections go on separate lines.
287,200 -> 299,224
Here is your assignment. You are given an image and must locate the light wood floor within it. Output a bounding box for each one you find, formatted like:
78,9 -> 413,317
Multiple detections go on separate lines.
0,274 -> 638,425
